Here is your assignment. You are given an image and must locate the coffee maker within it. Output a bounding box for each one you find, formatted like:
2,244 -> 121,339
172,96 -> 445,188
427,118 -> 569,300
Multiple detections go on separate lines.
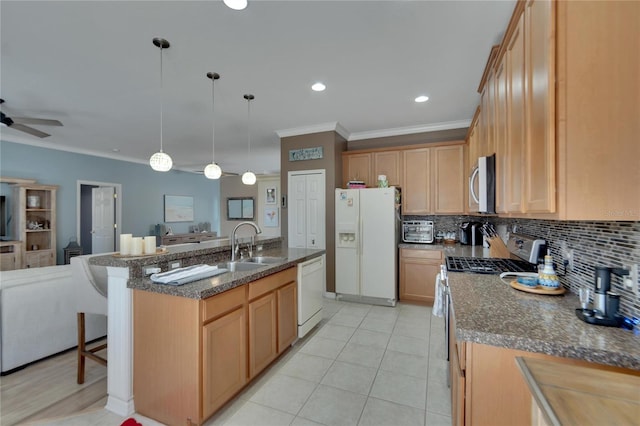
576,266 -> 628,327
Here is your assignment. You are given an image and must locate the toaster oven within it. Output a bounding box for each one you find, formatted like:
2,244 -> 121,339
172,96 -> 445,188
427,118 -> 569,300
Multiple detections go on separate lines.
402,220 -> 434,244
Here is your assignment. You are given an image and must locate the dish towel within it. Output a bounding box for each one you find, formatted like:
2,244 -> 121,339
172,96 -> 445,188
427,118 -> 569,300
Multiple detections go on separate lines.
150,264 -> 228,286
433,273 -> 444,317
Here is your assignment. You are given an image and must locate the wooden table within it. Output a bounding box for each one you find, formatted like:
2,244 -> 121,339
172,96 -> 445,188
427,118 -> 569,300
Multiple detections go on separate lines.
516,356 -> 640,426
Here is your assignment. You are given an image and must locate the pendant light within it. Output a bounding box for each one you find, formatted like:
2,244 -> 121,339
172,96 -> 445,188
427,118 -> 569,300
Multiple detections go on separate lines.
203,72 -> 222,179
241,94 -> 257,185
149,37 -> 173,172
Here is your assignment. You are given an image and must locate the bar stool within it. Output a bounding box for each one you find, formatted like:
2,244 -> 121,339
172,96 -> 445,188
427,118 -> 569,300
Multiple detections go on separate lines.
77,312 -> 107,384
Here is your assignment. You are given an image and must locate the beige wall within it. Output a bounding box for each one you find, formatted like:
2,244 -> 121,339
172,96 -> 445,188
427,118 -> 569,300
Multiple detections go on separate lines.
280,131 -> 347,293
219,176 -> 258,239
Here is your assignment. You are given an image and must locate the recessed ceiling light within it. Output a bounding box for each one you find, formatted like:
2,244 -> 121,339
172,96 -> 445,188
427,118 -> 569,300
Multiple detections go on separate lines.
311,82 -> 326,92
415,95 -> 429,103
224,0 -> 248,11
112,148 -> 120,152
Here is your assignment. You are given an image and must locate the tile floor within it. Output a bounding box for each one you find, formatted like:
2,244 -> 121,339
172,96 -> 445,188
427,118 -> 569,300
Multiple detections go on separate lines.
35,298 -> 452,426
206,298 -> 452,426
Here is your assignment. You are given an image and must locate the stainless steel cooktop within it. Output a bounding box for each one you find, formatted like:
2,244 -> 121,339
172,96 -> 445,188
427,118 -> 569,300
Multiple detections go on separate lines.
445,256 -> 538,274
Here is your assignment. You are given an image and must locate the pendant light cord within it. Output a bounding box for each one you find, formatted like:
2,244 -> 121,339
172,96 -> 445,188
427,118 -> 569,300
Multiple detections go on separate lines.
247,96 -> 252,164
159,44 -> 164,153
211,77 -> 215,163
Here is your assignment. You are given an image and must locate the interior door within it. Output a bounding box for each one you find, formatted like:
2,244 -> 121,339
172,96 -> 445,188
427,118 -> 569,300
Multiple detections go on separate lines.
287,170 -> 325,249
92,186 -> 115,253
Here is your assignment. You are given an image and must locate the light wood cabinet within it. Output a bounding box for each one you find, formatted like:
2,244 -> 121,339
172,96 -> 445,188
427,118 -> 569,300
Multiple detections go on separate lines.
494,57 -> 508,214
402,148 -> 431,214
343,152 -> 372,187
203,305 -> 247,418
277,282 -> 298,352
399,249 -> 442,305
403,144 -> 465,215
0,241 -> 22,271
12,184 -> 58,268
249,292 -> 278,378
134,267 -> 297,425
373,151 -> 401,188
248,267 -> 297,378
523,0 -> 555,213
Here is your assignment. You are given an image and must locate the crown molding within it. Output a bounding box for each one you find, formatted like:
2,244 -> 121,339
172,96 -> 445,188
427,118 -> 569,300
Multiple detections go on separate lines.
348,119 -> 472,141
276,122 -> 350,140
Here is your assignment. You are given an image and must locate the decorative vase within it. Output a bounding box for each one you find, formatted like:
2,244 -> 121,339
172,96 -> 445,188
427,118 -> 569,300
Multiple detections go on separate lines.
538,254 -> 559,288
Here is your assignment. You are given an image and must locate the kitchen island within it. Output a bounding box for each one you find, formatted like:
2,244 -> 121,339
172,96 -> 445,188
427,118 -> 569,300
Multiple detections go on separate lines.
88,238 -> 324,423
447,271 -> 640,426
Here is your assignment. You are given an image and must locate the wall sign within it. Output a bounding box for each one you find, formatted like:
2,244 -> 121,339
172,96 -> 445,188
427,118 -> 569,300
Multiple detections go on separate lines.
289,146 -> 323,161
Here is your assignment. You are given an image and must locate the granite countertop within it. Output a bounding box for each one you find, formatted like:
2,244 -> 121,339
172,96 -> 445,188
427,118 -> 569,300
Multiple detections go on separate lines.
448,272 -> 640,370
129,246 -> 323,300
399,242 -> 492,258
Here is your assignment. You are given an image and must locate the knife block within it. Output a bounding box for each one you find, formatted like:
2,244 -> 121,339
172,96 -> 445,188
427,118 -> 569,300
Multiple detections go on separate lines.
487,236 -> 511,258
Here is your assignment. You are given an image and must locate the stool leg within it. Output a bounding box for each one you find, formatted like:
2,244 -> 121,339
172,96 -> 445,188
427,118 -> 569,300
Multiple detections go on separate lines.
77,312 -> 86,384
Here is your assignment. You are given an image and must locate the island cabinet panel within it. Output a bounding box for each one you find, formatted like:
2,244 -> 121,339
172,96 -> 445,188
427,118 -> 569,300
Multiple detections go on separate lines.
203,306 -> 247,418
133,290 -> 201,426
248,292 -> 278,378
277,282 -> 298,352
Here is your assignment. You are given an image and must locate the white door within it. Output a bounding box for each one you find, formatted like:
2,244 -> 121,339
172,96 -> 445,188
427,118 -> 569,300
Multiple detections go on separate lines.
287,170 -> 325,249
92,186 -> 115,254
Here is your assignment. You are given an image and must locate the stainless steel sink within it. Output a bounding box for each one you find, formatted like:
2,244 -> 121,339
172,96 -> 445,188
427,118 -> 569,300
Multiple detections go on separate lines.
217,261 -> 266,272
242,256 -> 287,264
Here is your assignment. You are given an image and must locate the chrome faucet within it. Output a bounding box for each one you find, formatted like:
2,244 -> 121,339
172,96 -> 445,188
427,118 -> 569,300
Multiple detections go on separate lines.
230,221 -> 262,262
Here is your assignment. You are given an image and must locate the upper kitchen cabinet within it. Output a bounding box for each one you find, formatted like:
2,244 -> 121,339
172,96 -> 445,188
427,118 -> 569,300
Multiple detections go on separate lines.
342,152 -> 372,187
373,151 -> 401,188
403,143 -> 465,215
554,0 -> 640,220
474,0 -> 638,220
342,150 -> 401,189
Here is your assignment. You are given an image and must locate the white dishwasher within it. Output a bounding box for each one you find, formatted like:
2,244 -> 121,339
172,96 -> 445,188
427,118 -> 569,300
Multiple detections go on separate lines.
297,254 -> 325,338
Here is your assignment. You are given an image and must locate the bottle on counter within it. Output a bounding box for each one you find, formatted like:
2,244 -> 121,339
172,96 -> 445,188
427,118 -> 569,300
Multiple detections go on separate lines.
538,252 -> 559,289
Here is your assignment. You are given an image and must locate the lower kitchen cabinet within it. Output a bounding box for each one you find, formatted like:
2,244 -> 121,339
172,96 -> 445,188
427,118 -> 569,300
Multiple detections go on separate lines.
399,249 -> 442,305
277,281 -> 298,352
133,267 -> 297,426
248,292 -> 278,378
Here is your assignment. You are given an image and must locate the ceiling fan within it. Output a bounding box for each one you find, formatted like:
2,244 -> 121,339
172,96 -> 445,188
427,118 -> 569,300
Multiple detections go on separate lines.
0,98 -> 63,138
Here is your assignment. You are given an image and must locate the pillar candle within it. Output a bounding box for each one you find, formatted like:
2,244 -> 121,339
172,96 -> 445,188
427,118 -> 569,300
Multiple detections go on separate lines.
120,234 -> 132,255
131,237 -> 143,256
143,236 -> 156,254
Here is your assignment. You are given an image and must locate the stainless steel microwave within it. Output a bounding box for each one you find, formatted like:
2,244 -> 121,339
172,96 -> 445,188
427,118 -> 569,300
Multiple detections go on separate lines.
469,154 -> 496,214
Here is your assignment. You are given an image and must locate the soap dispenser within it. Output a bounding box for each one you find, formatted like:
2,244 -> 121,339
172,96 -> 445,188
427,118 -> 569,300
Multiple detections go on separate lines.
538,252 -> 559,289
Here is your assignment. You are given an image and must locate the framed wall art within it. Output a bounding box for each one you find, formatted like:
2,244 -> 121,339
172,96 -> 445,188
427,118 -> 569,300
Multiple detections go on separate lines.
266,187 -> 277,205
164,195 -> 194,222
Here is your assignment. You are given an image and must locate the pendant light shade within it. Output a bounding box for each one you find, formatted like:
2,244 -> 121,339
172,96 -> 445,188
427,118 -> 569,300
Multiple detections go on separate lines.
242,171 -> 257,185
204,72 -> 222,180
149,37 -> 173,172
242,94 -> 256,185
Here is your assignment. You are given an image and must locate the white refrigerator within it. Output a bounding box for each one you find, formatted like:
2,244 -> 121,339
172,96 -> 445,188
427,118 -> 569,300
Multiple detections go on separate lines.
335,187 -> 400,306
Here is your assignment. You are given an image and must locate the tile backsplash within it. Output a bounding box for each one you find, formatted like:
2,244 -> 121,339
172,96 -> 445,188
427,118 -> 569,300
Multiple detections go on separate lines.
405,215 -> 640,319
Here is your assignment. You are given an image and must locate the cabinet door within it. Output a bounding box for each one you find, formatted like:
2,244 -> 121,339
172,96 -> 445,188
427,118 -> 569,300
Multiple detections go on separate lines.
451,345 -> 466,426
402,148 -> 430,214
433,145 -> 465,214
494,58 -> 509,214
399,249 -> 442,305
505,12 -> 526,213
343,153 -> 372,187
24,250 -> 54,268
373,151 -> 401,188
524,0 -> 556,213
249,292 -> 277,378
277,282 -> 297,352
203,307 -> 247,418
467,120 -> 480,213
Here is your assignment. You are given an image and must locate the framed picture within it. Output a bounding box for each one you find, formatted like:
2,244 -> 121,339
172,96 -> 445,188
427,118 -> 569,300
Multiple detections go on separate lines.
266,187 -> 277,205
227,197 -> 254,220
164,195 -> 194,222
264,207 -> 278,227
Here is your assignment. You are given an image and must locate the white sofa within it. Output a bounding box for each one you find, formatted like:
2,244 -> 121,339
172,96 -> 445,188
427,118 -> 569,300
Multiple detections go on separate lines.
0,258 -> 107,373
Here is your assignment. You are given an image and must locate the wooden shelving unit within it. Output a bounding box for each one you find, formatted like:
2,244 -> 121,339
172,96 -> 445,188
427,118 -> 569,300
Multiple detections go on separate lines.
12,183 -> 58,268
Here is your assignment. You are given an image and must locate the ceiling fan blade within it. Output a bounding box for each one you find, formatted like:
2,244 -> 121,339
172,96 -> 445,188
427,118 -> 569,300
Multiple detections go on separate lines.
12,117 -> 63,126
8,123 -> 51,138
